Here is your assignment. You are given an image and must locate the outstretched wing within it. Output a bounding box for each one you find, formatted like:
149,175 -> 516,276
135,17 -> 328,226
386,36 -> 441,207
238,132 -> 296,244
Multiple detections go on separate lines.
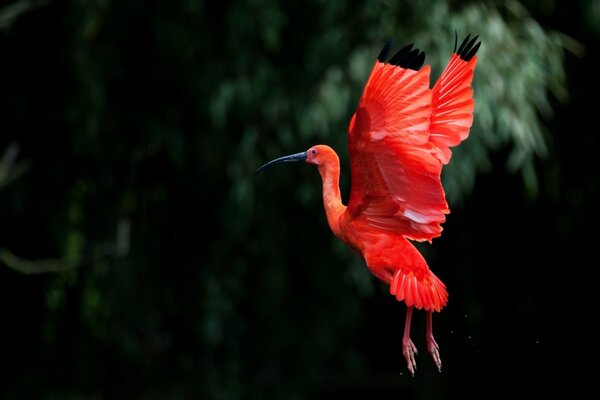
430,34 -> 481,164
345,36 -> 480,242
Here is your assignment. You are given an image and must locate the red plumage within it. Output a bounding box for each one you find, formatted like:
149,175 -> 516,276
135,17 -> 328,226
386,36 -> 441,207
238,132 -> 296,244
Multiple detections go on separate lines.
256,34 -> 481,375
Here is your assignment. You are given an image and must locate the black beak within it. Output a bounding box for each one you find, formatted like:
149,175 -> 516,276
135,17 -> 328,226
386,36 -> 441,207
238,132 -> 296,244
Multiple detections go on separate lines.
255,151 -> 307,175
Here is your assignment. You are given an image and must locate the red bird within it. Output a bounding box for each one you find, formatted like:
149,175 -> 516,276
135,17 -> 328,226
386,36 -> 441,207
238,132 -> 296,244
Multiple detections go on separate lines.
256,34 -> 480,375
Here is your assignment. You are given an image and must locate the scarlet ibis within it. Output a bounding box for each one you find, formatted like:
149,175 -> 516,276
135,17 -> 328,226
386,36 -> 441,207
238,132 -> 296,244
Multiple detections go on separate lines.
256,34 -> 480,375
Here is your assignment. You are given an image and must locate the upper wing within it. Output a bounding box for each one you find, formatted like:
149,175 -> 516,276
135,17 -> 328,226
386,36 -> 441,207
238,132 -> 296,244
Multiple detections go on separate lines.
429,35 -> 481,164
345,37 -> 480,242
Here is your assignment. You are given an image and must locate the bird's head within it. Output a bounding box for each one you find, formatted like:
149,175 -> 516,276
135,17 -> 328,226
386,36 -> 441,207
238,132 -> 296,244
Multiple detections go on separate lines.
255,145 -> 336,174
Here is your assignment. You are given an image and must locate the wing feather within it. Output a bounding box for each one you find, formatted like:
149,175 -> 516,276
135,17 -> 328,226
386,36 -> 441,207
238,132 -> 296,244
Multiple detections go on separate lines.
345,38 -> 479,241
429,36 -> 480,164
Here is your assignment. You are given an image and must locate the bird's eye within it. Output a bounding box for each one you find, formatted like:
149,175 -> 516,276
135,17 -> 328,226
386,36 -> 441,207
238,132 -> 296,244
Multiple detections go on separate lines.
311,149 -> 317,155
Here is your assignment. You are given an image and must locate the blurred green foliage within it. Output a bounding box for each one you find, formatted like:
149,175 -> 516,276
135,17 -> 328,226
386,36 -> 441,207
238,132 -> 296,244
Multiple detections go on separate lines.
0,0 -> 596,399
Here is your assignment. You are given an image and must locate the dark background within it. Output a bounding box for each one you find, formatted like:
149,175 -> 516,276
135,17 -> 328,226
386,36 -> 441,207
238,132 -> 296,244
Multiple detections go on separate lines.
0,0 -> 598,399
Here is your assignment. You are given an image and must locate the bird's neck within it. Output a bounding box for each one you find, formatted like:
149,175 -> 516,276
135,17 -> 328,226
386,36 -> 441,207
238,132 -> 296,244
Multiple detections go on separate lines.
317,161 -> 346,240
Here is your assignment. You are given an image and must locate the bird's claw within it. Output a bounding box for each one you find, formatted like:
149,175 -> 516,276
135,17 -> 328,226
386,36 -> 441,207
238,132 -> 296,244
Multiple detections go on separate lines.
427,336 -> 442,372
402,339 -> 418,376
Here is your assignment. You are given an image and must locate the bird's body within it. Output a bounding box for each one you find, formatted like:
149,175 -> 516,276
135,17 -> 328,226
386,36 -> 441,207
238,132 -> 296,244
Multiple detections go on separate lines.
310,145 -> 447,308
256,34 -> 480,375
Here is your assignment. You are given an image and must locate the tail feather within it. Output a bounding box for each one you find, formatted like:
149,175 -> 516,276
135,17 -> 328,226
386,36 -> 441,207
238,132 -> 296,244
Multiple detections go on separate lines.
390,269 -> 448,312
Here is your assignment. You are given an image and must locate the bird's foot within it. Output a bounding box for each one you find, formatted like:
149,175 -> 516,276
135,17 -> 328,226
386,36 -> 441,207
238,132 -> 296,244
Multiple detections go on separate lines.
427,335 -> 442,372
402,338 -> 418,376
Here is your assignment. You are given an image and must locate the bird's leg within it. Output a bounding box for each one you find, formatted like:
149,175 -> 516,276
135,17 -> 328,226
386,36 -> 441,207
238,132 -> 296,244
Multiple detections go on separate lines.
426,311 -> 442,372
402,306 -> 418,376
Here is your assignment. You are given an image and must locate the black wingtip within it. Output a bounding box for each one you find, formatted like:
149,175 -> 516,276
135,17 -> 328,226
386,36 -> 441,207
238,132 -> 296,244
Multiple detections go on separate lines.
453,30 -> 458,52
389,43 -> 413,64
408,50 -> 425,70
388,43 -> 425,71
456,34 -> 481,61
378,38 -> 393,62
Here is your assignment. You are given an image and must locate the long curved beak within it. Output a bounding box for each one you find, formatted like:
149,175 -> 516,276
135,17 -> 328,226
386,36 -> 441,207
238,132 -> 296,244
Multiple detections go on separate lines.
255,151 -> 307,175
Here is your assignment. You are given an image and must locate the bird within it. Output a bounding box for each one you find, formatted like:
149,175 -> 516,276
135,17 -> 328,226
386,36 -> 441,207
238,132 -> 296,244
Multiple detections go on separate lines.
255,34 -> 481,375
